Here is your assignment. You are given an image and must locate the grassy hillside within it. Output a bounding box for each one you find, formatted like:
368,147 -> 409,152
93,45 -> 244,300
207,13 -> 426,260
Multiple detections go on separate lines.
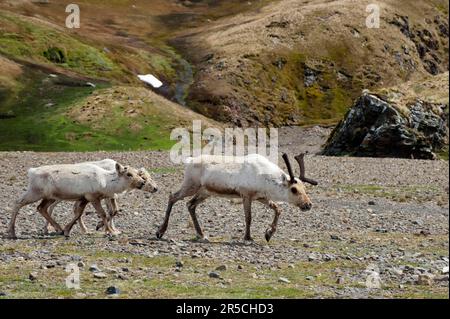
0,67 -> 219,151
179,0 -> 449,126
0,0 -> 273,151
0,0 -> 448,151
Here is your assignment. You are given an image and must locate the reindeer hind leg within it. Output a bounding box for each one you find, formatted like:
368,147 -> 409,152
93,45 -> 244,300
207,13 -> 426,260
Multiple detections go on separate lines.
187,192 -> 209,240
7,190 -> 42,239
42,200 -> 59,235
37,199 -> 63,235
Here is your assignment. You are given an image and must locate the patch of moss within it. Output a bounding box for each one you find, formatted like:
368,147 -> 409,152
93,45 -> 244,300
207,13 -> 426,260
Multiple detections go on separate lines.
43,47 -> 67,64
0,12 -> 119,79
0,68 -> 177,151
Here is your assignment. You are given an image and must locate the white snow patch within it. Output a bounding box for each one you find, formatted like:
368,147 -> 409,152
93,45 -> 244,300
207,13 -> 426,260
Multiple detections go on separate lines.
138,74 -> 163,88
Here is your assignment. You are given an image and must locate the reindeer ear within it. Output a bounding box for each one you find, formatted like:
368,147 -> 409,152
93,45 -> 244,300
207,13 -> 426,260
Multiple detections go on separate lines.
115,163 -> 126,175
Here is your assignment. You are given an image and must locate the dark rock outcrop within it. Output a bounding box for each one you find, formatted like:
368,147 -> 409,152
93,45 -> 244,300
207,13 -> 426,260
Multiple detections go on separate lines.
390,14 -> 449,75
322,93 -> 448,159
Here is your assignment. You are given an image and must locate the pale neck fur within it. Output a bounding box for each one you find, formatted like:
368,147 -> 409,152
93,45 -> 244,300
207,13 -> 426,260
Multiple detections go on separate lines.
103,171 -> 132,194
264,173 -> 289,203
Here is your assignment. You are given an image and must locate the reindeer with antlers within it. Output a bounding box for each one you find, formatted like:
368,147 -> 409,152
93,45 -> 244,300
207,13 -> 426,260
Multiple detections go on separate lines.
156,153 -> 318,242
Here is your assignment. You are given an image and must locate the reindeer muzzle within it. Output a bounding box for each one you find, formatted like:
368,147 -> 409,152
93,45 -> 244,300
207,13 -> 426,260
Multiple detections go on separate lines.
300,202 -> 312,211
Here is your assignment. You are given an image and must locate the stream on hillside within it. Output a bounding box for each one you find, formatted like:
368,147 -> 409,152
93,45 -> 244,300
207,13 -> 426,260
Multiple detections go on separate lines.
173,56 -> 194,106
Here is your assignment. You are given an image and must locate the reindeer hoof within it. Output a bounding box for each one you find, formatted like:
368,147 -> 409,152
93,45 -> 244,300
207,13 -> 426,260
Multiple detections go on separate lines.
7,233 -> 17,240
244,236 -> 254,242
155,231 -> 164,239
195,236 -> 209,243
265,229 -> 273,242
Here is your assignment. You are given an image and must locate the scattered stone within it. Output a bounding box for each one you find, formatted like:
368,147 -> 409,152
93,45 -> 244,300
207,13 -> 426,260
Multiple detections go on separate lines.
434,275 -> 449,282
0,292 -> 7,297
93,272 -> 107,279
89,264 -> 101,272
305,276 -> 315,281
336,277 -> 345,284
29,272 -> 38,282
266,20 -> 289,28
106,286 -> 120,295
278,277 -> 291,284
330,234 -> 342,241
117,274 -> 128,280
215,265 -> 227,271
417,273 -> 434,286
442,266 -> 449,274
77,261 -> 85,268
175,261 -> 184,268
106,268 -> 118,274
368,201 -> 376,205
209,272 -> 221,279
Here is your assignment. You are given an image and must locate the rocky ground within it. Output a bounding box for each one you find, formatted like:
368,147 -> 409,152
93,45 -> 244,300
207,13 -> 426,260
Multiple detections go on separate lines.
0,146 -> 448,298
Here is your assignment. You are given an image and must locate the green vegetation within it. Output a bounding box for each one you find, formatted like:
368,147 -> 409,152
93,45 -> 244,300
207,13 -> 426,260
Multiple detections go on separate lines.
0,231 -> 447,299
0,69 -> 177,151
0,9 -> 202,152
0,12 -> 120,79
329,183 -> 446,204
436,146 -> 449,161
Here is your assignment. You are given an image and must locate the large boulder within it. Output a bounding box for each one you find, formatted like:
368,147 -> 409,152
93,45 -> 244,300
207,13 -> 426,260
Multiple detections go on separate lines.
322,89 -> 448,159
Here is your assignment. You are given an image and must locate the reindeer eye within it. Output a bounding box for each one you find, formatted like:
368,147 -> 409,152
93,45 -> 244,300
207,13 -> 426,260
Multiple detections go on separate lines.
291,187 -> 298,194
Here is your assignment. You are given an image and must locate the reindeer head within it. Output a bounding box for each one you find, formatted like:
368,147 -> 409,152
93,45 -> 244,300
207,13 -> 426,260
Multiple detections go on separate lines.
116,163 -> 147,190
137,167 -> 158,193
281,153 -> 318,211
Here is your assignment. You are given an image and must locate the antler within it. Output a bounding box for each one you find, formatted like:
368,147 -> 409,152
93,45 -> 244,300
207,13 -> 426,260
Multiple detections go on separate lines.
282,153 -> 296,183
294,153 -> 318,186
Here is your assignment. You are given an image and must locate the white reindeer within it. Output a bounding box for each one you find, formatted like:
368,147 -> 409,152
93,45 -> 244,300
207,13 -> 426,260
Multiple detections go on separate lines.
7,162 -> 152,239
42,159 -> 158,235
156,153 -> 317,242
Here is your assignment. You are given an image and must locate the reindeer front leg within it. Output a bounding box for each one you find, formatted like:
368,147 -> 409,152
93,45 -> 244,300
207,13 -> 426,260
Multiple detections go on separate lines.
106,197 -> 120,233
243,196 -> 253,241
187,193 -> 209,241
260,199 -> 281,242
89,198 -> 116,235
95,198 -> 119,233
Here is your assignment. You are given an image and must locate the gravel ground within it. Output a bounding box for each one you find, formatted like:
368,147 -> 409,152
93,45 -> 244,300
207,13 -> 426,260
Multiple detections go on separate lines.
0,148 -> 448,298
